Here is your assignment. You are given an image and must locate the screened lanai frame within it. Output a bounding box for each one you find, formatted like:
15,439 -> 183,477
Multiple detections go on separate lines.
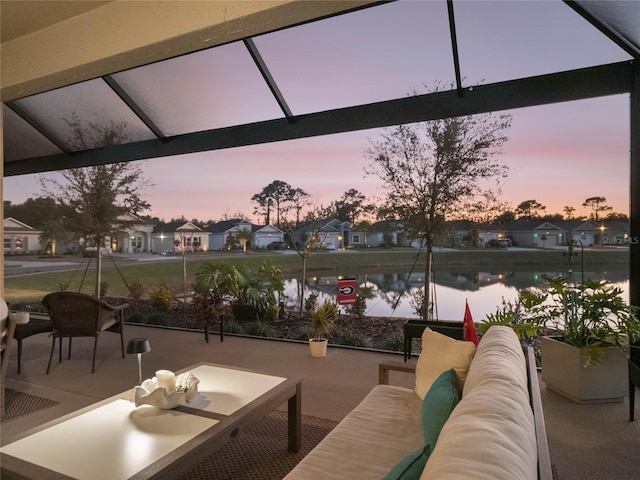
1,0 -> 640,309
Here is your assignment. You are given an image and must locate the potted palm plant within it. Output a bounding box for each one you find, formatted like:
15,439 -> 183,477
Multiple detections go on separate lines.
538,276 -> 640,403
308,299 -> 338,357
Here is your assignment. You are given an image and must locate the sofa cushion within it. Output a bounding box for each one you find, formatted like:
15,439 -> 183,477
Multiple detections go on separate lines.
384,368 -> 460,480
415,328 -> 476,399
283,385 -> 424,480
420,376 -> 537,480
420,326 -> 537,480
383,446 -> 431,480
462,325 -> 528,397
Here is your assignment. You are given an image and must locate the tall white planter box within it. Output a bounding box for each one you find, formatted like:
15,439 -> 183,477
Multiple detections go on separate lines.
541,336 -> 628,404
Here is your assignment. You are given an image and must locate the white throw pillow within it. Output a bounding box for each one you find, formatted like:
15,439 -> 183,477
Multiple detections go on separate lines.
415,328 -> 476,400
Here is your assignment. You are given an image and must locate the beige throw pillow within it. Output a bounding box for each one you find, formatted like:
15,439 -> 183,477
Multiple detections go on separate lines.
415,328 -> 476,400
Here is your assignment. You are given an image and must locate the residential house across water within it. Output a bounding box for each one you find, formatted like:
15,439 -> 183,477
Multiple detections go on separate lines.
208,219 -> 285,251
151,221 -> 209,253
480,219 -> 630,247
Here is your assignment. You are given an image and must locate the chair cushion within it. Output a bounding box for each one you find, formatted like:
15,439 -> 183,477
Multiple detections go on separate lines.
101,318 -> 117,331
415,328 -> 475,399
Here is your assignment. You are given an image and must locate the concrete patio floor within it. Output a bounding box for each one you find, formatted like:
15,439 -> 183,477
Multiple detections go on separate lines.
2,324 -> 639,479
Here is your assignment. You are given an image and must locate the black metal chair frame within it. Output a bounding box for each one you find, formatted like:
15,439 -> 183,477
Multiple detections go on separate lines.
403,319 -> 464,361
203,315 -> 225,343
629,356 -> 640,421
1,309 -> 18,416
42,292 -> 128,374
13,315 -> 53,374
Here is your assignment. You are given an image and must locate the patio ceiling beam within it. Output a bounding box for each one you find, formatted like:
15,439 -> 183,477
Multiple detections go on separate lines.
244,38 -> 294,120
1,1 -> 384,103
630,62 -> 640,310
4,61 -> 633,176
564,0 -> 640,59
4,101 -> 71,154
447,0 -> 463,98
102,75 -> 167,140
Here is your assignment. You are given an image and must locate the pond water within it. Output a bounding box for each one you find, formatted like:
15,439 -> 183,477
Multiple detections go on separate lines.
282,268 -> 630,322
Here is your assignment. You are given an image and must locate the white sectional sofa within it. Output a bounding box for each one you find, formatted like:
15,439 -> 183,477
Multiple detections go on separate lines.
284,325 -> 552,480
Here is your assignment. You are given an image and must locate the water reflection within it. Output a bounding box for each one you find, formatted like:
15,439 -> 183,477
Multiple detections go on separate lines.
283,269 -> 629,321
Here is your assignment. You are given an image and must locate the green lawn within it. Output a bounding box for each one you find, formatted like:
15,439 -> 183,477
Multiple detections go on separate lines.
4,247 -> 629,305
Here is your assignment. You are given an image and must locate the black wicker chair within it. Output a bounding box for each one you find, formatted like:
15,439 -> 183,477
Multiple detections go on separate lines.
42,292 -> 128,374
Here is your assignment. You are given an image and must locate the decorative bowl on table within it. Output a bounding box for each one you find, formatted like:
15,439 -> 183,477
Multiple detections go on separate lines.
131,371 -> 200,409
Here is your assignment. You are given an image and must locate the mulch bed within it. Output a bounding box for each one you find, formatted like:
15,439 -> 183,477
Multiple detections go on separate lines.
109,298 -> 408,351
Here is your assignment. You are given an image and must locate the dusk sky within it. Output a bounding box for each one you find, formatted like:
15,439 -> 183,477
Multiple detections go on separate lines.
3,1 -> 633,223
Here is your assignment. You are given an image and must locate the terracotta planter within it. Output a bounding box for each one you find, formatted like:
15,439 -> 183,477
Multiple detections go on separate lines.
309,339 -> 328,357
541,336 -> 628,403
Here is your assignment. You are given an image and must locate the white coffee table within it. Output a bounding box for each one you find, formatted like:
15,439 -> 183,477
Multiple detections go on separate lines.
0,362 -> 301,479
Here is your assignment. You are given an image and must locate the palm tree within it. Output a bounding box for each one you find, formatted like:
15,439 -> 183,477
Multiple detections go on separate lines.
235,228 -> 253,253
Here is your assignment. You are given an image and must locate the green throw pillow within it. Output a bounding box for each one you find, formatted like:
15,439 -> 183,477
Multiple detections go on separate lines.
382,445 -> 431,480
383,369 -> 460,480
422,368 -> 460,446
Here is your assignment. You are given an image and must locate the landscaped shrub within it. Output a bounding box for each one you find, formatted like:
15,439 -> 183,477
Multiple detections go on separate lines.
384,332 -> 405,352
303,292 -> 319,319
127,281 -> 145,301
261,304 -> 280,322
335,328 -> 369,347
245,320 -> 275,338
295,329 -> 311,342
223,318 -> 245,334
146,312 -> 168,326
150,282 -> 173,312
348,294 -> 367,319
409,289 -> 426,318
126,312 -> 145,324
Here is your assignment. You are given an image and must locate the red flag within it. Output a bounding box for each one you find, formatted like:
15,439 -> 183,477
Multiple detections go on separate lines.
463,300 -> 479,346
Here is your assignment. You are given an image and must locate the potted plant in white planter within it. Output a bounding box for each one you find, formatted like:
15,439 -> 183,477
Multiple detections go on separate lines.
308,299 -> 338,357
538,276 -> 640,403
479,289 -> 549,366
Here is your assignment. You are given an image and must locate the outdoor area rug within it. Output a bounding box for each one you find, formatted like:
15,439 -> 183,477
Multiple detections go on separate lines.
1,388 -> 59,423
180,410 -> 338,480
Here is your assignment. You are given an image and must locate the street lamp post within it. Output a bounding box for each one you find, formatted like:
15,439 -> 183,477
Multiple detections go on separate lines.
574,239 -> 585,285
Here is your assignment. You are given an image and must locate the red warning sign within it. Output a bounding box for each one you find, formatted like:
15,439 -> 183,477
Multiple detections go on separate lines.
337,278 -> 357,305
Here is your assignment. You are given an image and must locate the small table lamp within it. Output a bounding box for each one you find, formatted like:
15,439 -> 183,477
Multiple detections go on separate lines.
126,337 -> 151,385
